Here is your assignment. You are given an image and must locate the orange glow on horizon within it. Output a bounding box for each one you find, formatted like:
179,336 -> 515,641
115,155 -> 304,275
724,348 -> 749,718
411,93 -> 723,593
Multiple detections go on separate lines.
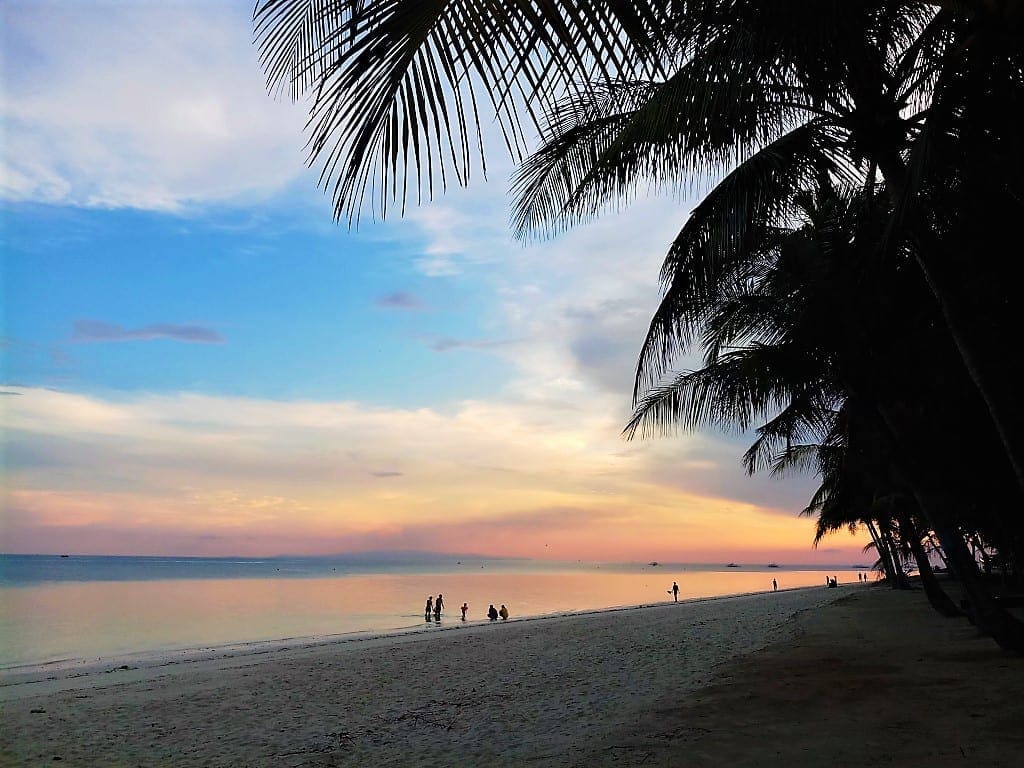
1,387 -> 872,564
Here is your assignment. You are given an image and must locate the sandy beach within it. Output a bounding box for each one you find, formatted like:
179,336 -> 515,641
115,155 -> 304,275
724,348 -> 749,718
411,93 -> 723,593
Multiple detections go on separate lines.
2,585 -> 1020,766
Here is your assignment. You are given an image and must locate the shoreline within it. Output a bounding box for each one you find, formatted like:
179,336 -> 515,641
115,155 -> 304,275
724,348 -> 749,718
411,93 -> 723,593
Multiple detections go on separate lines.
6,585 -> 1017,766
1,563 -> 854,674
0,584 -> 827,699
2,586 -> 848,766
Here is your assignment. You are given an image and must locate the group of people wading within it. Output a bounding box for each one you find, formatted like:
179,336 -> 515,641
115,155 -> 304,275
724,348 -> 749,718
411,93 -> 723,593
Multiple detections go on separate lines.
425,594 -> 508,623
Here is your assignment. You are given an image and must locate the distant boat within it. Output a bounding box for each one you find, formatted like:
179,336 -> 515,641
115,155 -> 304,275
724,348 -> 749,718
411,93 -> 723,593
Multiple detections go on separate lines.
727,563 -> 740,568
649,561 -> 660,566
767,563 -> 779,568
60,554 -> 69,558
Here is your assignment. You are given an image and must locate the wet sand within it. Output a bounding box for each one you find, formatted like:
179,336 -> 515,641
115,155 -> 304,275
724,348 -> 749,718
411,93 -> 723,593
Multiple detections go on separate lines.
2,585 -> 1019,766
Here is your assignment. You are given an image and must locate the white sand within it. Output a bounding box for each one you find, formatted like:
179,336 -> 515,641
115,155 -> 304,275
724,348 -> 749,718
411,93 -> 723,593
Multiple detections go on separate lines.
1,587 -> 848,766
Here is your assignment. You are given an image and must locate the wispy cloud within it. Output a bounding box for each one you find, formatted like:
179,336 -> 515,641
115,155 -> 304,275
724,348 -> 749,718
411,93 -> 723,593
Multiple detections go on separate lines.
428,336 -> 508,353
0,386 -> 861,560
1,3 -> 310,210
375,291 -> 424,310
72,320 -> 224,344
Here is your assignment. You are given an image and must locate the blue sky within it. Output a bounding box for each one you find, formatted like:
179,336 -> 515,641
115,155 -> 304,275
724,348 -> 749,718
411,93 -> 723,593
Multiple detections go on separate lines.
3,199 -> 511,404
0,0 -> 864,562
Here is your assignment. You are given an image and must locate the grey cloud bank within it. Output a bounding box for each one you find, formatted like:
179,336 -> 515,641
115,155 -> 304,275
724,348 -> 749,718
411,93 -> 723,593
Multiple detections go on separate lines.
72,321 -> 224,344
375,291 -> 424,310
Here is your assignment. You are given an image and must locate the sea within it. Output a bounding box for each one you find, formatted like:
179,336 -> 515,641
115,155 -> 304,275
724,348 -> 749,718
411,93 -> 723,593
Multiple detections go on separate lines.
0,554 -> 869,672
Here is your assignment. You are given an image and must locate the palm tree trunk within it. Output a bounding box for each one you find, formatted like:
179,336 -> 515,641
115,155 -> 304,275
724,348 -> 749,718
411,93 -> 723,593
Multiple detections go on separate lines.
894,507 -> 963,617
917,493 -> 1024,653
927,531 -> 950,570
866,520 -> 901,587
878,516 -> 913,590
866,397 -> 1024,651
908,243 -> 1024,496
868,113 -> 1024,499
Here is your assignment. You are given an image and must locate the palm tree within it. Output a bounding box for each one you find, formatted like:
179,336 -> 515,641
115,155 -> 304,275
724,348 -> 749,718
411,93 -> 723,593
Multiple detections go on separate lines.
502,3 -> 1024,493
254,1 -> 1024,486
254,1 -> 1024,642
624,177 -> 1018,641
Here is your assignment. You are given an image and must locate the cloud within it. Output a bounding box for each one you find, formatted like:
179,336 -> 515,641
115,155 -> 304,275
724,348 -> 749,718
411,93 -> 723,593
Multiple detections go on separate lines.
429,336 -> 508,353
405,200 -> 511,276
0,386 -> 867,561
1,1 -> 311,210
375,291 -> 424,310
71,320 -> 224,344
0,6 -> 853,562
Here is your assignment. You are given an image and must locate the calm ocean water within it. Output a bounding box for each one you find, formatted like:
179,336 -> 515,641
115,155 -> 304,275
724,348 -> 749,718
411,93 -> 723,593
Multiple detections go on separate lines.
0,554 -> 871,670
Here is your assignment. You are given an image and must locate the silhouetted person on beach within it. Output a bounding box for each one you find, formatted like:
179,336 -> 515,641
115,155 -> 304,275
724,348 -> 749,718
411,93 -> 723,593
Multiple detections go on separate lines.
499,604 -> 509,620
434,594 -> 443,620
461,602 -> 468,621
772,578 -> 778,592
425,597 -> 433,621
488,604 -> 498,621
671,581 -> 679,601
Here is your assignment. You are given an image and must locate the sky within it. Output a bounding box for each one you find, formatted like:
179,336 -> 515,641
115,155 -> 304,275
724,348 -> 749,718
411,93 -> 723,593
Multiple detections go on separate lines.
0,0 -> 869,563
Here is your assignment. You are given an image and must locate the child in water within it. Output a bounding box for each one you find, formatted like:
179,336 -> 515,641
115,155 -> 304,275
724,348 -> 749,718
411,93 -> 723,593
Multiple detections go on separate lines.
425,596 -> 433,620
461,603 -> 468,621
498,604 -> 509,620
487,604 -> 498,621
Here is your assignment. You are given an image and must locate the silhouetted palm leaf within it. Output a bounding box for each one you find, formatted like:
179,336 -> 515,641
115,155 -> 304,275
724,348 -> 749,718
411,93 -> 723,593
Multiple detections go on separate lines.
254,0 -> 670,221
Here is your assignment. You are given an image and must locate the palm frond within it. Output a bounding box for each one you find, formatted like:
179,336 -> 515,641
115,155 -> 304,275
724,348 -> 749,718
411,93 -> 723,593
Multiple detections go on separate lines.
632,122 -> 831,399
625,342 -> 820,439
254,0 -> 670,223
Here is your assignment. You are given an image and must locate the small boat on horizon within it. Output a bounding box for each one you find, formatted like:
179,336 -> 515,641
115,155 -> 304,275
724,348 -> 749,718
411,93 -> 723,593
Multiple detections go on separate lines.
767,563 -> 779,568
649,561 -> 660,567
726,563 -> 740,568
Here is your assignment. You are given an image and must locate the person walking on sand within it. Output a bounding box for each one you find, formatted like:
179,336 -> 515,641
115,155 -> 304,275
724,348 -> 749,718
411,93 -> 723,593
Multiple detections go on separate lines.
772,578 -> 778,592
425,596 -> 433,621
488,604 -> 499,621
461,602 -> 468,621
498,604 -> 509,621
434,594 -> 443,621
671,581 -> 679,601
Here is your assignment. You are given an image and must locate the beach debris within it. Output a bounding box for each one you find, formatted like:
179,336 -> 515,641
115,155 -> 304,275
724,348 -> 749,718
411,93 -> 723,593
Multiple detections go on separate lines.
272,731 -> 355,758
30,708 -> 46,714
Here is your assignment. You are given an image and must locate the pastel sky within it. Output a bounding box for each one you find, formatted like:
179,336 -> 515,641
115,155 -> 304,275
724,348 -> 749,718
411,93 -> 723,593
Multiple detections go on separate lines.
0,0 -> 869,563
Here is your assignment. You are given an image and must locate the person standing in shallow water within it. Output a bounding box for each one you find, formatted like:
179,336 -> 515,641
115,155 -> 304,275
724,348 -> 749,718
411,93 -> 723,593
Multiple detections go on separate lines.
772,578 -> 778,592
671,581 -> 679,602
434,594 -> 443,621
460,603 -> 468,621
425,596 -> 433,621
